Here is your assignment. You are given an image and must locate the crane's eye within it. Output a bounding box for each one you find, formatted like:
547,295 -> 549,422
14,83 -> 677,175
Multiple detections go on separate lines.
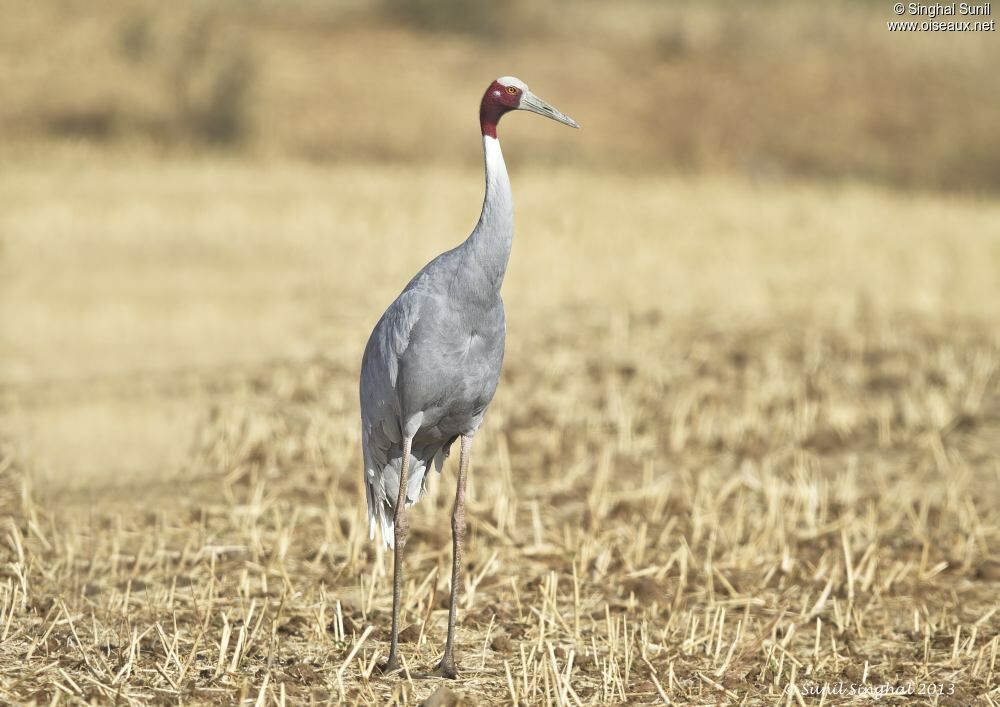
505,86 -> 518,95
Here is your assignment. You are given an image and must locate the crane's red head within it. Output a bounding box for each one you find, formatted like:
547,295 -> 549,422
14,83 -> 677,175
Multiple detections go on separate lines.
480,76 -> 580,139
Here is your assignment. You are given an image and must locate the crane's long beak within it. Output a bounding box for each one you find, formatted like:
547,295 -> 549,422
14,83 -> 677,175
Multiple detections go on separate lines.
519,91 -> 580,128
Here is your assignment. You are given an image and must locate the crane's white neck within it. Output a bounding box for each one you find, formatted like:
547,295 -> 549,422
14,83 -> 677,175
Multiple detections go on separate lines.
462,135 -> 514,295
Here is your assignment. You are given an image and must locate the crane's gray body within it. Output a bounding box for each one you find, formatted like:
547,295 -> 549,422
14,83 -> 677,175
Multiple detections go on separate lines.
360,136 -> 512,547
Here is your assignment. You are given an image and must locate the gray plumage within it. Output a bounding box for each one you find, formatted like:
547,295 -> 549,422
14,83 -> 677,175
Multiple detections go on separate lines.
359,76 -> 577,677
360,135 -> 512,547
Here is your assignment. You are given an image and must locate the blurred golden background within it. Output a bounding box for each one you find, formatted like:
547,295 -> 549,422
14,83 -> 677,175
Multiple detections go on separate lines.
3,0 -> 999,479
1,2 -> 999,704
3,0 -> 999,185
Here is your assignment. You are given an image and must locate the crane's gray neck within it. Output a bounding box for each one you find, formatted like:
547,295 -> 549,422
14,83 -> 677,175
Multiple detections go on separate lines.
460,135 -> 513,297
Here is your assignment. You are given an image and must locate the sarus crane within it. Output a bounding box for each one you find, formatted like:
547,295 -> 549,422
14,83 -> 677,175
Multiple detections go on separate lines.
360,76 -> 578,678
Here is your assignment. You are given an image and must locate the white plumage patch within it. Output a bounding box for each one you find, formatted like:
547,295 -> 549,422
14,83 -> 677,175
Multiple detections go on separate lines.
365,454 -> 434,550
496,75 -> 529,92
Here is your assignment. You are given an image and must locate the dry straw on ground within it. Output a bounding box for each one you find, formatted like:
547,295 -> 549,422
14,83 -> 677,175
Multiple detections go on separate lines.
1,162 -> 999,704
2,315 -> 999,705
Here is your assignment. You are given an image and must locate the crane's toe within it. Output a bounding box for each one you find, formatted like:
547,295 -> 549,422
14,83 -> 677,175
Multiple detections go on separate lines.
377,658 -> 403,676
430,658 -> 458,680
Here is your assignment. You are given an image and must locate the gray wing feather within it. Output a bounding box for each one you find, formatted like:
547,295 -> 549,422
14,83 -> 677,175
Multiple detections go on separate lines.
359,253 -> 492,548
361,289 -> 414,544
360,287 -> 440,548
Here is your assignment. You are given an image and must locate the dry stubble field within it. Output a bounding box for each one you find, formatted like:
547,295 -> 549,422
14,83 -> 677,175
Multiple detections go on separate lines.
2,159 -> 1000,705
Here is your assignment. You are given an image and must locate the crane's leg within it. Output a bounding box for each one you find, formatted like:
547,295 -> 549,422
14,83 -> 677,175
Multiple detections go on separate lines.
434,433 -> 472,679
381,435 -> 413,675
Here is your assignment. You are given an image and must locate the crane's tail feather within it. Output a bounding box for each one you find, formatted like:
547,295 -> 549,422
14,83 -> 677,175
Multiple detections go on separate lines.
365,444 -> 445,550
433,435 -> 458,473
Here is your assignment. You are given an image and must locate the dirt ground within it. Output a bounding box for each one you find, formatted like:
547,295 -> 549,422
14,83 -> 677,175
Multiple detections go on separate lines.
2,160 -> 999,704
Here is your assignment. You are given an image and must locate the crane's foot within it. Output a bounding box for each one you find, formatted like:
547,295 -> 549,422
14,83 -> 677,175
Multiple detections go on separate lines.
377,657 -> 403,676
431,657 -> 458,679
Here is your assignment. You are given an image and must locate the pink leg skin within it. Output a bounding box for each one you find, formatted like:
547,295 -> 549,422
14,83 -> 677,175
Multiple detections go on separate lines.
433,434 -> 472,679
379,436 -> 412,675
